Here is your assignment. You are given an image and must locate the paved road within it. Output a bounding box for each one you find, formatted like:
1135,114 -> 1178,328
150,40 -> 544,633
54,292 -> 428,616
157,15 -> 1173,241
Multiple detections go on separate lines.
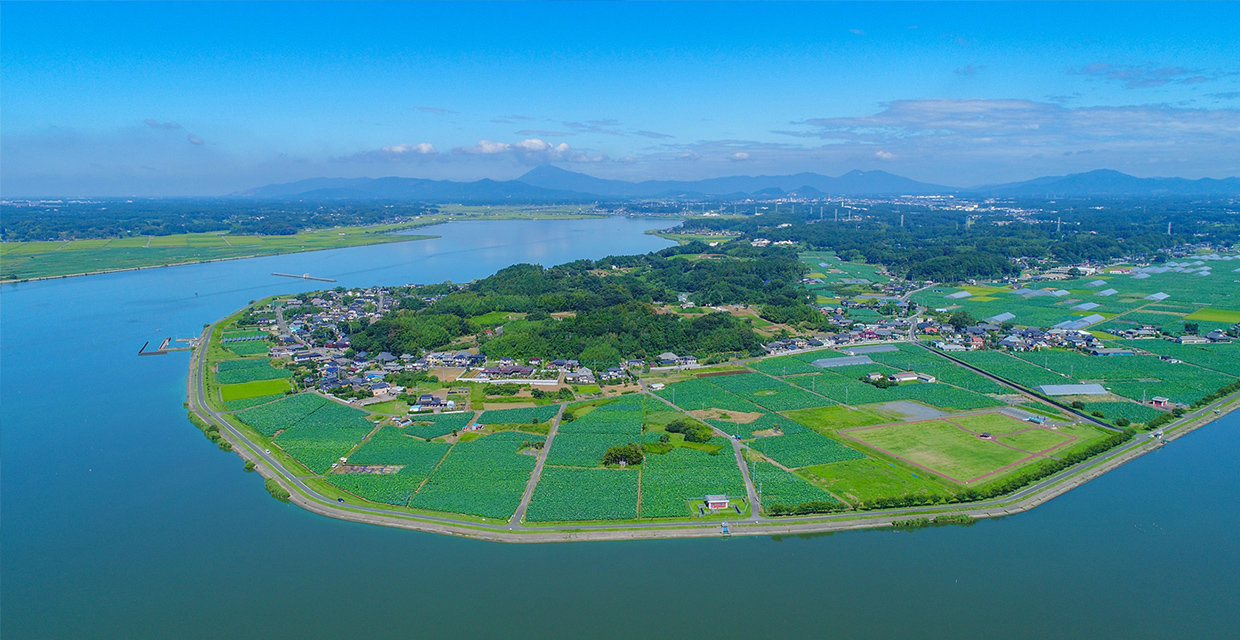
189,311 -> 1240,541
509,404 -> 565,527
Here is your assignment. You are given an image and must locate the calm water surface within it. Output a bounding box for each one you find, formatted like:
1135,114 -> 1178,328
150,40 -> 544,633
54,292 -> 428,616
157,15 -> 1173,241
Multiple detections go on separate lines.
2,218 -> 1238,639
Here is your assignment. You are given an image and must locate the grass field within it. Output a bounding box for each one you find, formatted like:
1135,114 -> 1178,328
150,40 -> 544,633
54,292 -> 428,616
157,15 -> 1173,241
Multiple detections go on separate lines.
219,378 -> 291,401
783,405 -> 897,431
801,458 -> 953,505
843,418 -> 1038,483
0,223 -> 437,281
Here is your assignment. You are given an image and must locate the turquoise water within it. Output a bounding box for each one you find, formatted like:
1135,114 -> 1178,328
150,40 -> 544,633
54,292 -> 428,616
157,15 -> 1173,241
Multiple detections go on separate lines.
3,218 -> 1238,639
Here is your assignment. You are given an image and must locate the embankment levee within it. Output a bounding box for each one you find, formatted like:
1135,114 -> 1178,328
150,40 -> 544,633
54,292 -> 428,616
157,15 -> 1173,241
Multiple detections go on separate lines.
189,317 -> 1240,543
0,228 -> 440,285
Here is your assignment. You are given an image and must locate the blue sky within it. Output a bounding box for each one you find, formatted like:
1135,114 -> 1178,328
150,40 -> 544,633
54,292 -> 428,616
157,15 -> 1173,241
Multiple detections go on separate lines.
3,1 -> 1238,196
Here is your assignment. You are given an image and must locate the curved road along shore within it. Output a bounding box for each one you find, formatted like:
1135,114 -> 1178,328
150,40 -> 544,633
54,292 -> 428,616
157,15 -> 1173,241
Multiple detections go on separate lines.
188,319 -> 1240,543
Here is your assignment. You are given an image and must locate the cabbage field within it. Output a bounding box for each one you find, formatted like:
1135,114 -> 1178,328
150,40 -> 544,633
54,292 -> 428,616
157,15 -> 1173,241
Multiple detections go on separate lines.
525,467 -> 639,522
408,432 -> 541,519
274,402 -> 375,473
476,405 -> 560,425
235,393 -> 329,436
639,441 -> 745,518
405,412 -> 473,440
748,431 -> 865,469
748,461 -> 840,510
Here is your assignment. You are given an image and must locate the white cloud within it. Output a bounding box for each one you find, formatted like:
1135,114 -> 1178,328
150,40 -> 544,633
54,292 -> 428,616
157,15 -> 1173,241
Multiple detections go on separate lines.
875,150 -> 896,160
383,143 -> 436,155
454,138 -> 604,164
339,142 -> 439,163
730,152 -> 751,161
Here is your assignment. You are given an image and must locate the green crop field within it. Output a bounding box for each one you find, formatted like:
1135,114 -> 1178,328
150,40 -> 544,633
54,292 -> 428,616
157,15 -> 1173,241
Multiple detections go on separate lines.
327,466 -> 429,506
802,458 -> 953,505
783,405 -> 895,431
866,344 -> 1010,394
786,373 -> 891,406
224,393 -> 286,411
750,356 -> 823,376
324,430 -> 450,505
639,441 -> 745,518
706,372 -> 834,411
235,393 -> 329,436
525,467 -> 639,522
749,431 -> 866,469
952,350 -> 1078,389
749,461 -> 840,511
346,427 -> 452,467
546,396 -> 643,467
1080,401 -> 1164,425
408,432 -> 541,519
1117,340 -> 1240,377
476,405 -> 560,425
224,340 -> 270,356
654,378 -> 765,413
0,223 -> 438,281
219,378 -> 291,401
405,412 -> 473,440
215,359 -> 292,385
843,420 -> 1033,483
274,402 -> 375,474
1184,307 -> 1240,323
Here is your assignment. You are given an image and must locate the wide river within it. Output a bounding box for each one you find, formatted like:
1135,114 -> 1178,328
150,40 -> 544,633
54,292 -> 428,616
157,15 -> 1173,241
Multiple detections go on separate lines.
2,218 -> 1237,639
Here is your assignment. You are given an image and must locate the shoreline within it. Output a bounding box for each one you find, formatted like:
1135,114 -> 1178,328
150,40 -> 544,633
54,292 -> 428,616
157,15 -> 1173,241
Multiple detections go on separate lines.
188,318 -> 1240,543
0,230 -> 441,285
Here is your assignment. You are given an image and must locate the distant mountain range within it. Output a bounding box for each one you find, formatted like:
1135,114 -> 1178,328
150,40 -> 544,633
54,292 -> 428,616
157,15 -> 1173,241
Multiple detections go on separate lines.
232,166 -> 1240,201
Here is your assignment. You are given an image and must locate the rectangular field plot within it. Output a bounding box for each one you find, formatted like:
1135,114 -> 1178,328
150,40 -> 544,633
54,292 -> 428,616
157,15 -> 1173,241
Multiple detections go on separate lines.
274,402 -> 376,474
707,373 -> 834,412
748,461 -> 840,511
224,341 -> 270,356
346,427 -> 451,468
476,405 -> 560,425
749,432 -> 865,469
653,378 -> 764,413
224,394 -> 285,411
525,467 -> 639,522
220,378 -> 290,401
1080,401 -> 1164,425
802,458 -> 953,506
842,419 -> 1036,484
235,393 -> 329,436
409,432 -> 541,519
546,400 -> 643,467
783,405 -> 895,431
883,384 -> 1005,411
639,442 -> 745,518
404,412 -> 473,440
215,359 -> 292,384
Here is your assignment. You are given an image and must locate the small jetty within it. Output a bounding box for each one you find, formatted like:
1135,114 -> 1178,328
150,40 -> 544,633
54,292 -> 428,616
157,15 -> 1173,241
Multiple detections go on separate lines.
273,272 -> 336,282
139,336 -> 196,356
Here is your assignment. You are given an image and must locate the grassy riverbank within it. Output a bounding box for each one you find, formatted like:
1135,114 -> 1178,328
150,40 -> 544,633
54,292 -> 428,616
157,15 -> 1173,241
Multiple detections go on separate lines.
0,222 -> 439,282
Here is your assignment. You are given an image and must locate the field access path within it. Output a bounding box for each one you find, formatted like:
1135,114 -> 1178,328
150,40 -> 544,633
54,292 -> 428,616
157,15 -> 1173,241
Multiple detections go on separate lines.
188,316 -> 1240,542
510,404 -> 566,527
